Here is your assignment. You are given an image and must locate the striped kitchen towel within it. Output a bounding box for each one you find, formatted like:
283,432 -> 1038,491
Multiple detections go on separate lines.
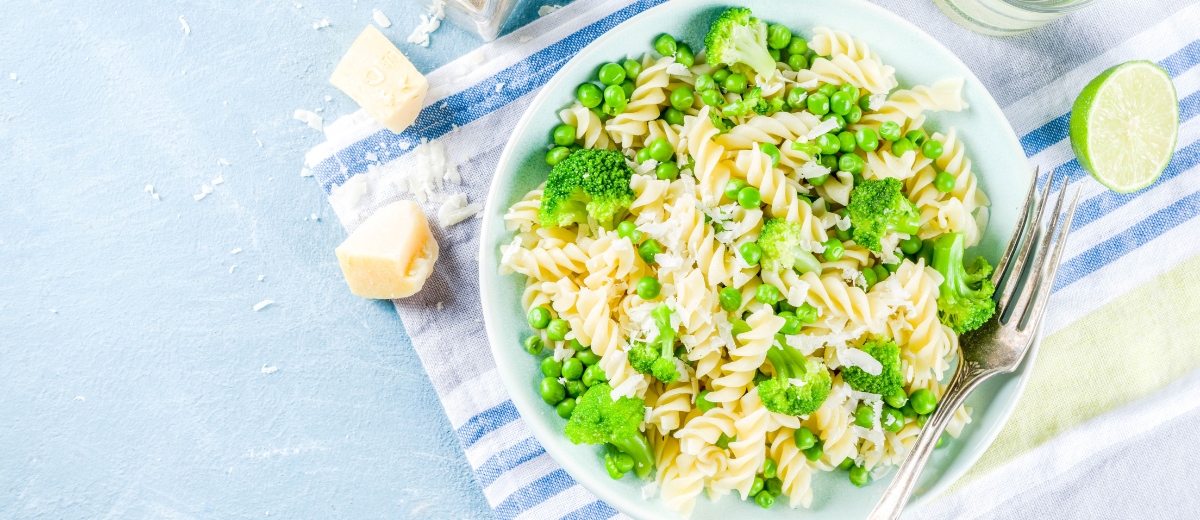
302,0 -> 1200,518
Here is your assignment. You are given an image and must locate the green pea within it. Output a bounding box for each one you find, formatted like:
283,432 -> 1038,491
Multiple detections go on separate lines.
648,137 -> 674,162
528,306 -> 552,329
598,62 -> 626,86
817,83 -> 838,98
884,261 -> 900,274
731,319 -> 752,337
802,439 -> 824,461
935,171 -> 956,193
724,73 -> 748,93
712,67 -> 730,84
852,172 -> 865,186
890,137 -> 914,157
590,105 -> 605,120
622,58 -> 642,79
552,124 -> 576,147
583,364 -> 607,387
613,452 -> 635,473
768,48 -> 782,64
662,107 -> 685,126
859,94 -> 873,111
807,92 -> 830,115
900,234 -> 923,255
856,128 -> 879,152
766,477 -> 783,496
760,143 -> 781,167
922,139 -> 944,159
819,154 -> 838,173
917,239 -> 935,266
809,173 -> 829,186
689,390 -> 716,414
635,147 -> 652,164
562,358 -> 584,381
540,377 -> 565,404
839,83 -> 860,100
719,287 -> 742,313
636,276 -> 661,300
836,225 -> 852,241
723,178 -> 747,201
617,221 -> 641,243
755,490 -> 775,508
838,153 -> 864,175
604,454 -> 624,479
910,389 -> 937,415
577,349 -> 600,366
778,313 -> 801,335
674,43 -> 695,67
786,88 -> 807,110
862,267 -> 878,290
796,303 -> 818,324
545,146 -> 571,166
565,379 -> 585,398
879,122 -> 902,141
700,88 -> 725,107
524,336 -> 544,355
937,434 -> 947,448
830,91 -> 853,115
900,401 -> 917,418
816,133 -> 840,155
763,457 -> 778,479
541,357 -> 562,378
638,239 -> 663,264
750,476 -> 765,497
738,186 -> 761,209
556,397 -> 576,418
905,129 -> 927,147
603,84 -> 626,108
839,457 -> 855,470
823,238 -> 844,261
740,242 -> 762,266
873,264 -> 889,284
602,101 -> 624,117
656,162 -> 680,181
621,79 -> 634,99
756,284 -> 781,304
823,113 -> 846,133
669,86 -> 695,112
653,34 -> 677,56
917,413 -> 929,428
694,74 -> 716,92
793,426 -> 816,450
776,300 -> 796,314
715,432 -> 735,450
546,319 -> 570,341
787,53 -> 809,71
849,465 -> 869,487
576,83 -> 603,108
882,406 -> 905,432
837,131 -> 856,153
787,36 -> 809,56
765,24 -> 792,50
854,404 -> 875,428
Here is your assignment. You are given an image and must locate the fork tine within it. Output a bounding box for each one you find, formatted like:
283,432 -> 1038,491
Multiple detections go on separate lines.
992,165 -> 1039,289
1025,187 -> 1082,333
998,167 -> 1057,318
1011,179 -> 1070,330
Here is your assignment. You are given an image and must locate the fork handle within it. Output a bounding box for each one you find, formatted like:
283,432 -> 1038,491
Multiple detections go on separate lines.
866,361 -> 995,520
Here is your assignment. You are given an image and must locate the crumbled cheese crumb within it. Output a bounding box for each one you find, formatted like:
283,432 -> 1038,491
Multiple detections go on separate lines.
437,193 -> 482,227
436,302 -> 444,310
407,0 -> 444,47
372,8 -> 392,28
144,185 -> 160,201
324,95 -> 332,102
212,175 -> 224,185
293,109 -> 323,131
74,396 -> 84,401
868,94 -> 887,111
313,18 -> 330,30
258,275 -> 265,281
466,49 -> 486,64
311,213 -> 319,221
261,365 -> 278,374
194,184 -> 213,201
538,4 -> 561,16
253,300 -> 274,311
179,16 -> 190,35
495,83 -> 504,92
300,167 -> 313,177
231,248 -> 242,254
229,265 -> 237,274
804,117 -> 840,141
641,481 -> 659,499
9,73 -> 16,81
218,158 -> 230,166
519,35 -> 533,43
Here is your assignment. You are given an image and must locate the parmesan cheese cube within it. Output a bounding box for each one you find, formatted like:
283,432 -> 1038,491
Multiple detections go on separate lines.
335,200 -> 438,299
330,25 -> 428,134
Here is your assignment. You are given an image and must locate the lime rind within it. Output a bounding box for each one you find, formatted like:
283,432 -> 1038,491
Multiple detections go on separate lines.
1070,61 -> 1179,193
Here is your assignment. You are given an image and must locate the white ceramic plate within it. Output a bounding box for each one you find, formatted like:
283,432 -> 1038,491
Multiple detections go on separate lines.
480,1 -> 1034,517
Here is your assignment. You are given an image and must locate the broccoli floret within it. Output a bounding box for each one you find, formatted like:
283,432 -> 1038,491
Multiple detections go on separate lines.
539,149 -> 635,230
931,232 -> 996,334
840,339 -> 904,396
846,178 -> 921,252
721,88 -> 786,118
757,338 -> 832,416
758,218 -> 822,274
627,304 -> 681,383
704,8 -> 776,78
565,383 -> 654,478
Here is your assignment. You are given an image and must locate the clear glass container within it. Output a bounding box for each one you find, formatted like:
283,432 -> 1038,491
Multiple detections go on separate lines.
934,0 -> 1103,36
409,0 -> 520,42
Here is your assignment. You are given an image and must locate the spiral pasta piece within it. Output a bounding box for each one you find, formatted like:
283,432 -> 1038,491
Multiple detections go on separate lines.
769,428 -> 816,508
810,27 -> 883,64
559,103 -> 612,150
648,381 -> 696,435
607,55 -> 672,149
708,307 -> 783,404
857,78 -> 968,130
683,106 -> 729,205
797,54 -> 897,95
715,111 -> 822,151
734,145 -> 801,220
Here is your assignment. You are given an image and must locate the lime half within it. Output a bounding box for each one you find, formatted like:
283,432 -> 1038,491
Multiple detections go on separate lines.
1070,61 -> 1178,193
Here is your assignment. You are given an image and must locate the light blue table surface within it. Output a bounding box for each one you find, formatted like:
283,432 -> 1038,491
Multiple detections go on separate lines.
0,1 -> 571,518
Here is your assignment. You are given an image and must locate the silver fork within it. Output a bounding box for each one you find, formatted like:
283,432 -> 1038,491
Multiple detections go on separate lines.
866,166 -> 1082,520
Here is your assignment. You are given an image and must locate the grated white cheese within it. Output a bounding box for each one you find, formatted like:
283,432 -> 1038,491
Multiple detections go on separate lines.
212,175 -> 224,185
252,300 -> 274,311
796,161 -> 831,179
231,248 -> 242,254
804,117 -> 840,141
664,63 -> 692,77
437,193 -> 483,227
261,365 -> 278,374
407,0 -> 445,47
179,15 -> 190,35
372,8 -> 392,28
293,109 -> 323,131
194,184 -> 213,201
868,94 -> 887,111
641,481 -> 659,500
537,4 -> 562,16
